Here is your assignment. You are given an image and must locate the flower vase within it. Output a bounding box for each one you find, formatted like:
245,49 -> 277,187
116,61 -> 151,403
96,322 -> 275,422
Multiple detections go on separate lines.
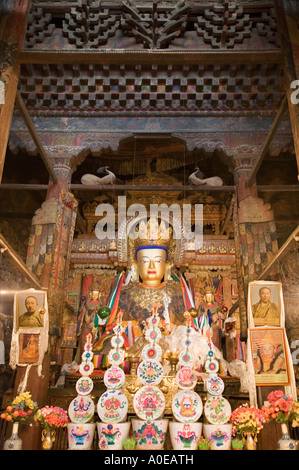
4,422 -> 23,450
41,429 -> 56,450
277,423 -> 296,450
244,433 -> 256,450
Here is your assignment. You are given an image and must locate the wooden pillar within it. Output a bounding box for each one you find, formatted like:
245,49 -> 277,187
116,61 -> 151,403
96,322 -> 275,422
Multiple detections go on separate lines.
232,146 -> 279,340
275,0 -> 299,180
233,148 -> 279,283
27,153 -> 78,336
12,152 -> 78,449
0,0 -> 30,182
45,158 -> 79,338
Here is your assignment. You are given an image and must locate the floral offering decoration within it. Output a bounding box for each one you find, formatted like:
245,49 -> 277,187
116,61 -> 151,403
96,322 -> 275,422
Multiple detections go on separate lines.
229,404 -> 268,439
34,406 -> 69,431
231,437 -> 244,450
197,436 -> 210,450
123,437 -> 137,450
1,391 -> 38,423
291,400 -> 299,428
262,390 -> 296,424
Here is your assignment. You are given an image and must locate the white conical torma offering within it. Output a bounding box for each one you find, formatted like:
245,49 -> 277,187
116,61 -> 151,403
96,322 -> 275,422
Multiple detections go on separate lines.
97,314 -> 130,450
67,334 -> 96,450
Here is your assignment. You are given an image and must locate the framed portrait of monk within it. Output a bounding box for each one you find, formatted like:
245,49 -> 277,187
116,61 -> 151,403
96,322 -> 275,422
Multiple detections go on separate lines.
248,281 -> 283,328
15,291 -> 46,330
18,333 -> 40,364
10,290 -> 48,368
248,327 -> 291,386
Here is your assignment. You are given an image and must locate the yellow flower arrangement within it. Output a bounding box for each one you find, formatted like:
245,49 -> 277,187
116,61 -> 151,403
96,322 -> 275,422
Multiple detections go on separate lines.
1,391 -> 38,423
229,404 -> 268,439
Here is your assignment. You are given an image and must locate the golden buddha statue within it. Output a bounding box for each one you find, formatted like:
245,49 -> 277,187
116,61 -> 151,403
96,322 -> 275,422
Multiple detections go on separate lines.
92,217 -> 193,367
119,245 -> 186,327
197,276 -> 227,351
76,279 -> 104,359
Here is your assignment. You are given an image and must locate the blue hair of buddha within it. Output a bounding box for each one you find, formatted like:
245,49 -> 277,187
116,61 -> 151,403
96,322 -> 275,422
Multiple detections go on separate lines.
135,245 -> 168,261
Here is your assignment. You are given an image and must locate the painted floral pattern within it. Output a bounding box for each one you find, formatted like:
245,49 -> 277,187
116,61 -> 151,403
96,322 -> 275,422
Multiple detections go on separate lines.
134,421 -> 165,446
137,360 -> 163,385
97,390 -> 128,423
204,397 -> 231,424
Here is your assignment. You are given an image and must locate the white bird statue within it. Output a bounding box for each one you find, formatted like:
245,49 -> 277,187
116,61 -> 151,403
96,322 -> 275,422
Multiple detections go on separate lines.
188,167 -> 223,186
81,166 -> 116,185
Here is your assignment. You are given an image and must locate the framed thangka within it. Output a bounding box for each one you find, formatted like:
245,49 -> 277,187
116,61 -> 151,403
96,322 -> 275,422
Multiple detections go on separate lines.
18,333 -> 40,364
247,281 -> 284,328
60,322 -> 77,348
248,328 -> 291,386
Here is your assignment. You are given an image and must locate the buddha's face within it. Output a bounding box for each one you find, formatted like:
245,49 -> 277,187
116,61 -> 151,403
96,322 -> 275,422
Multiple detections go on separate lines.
204,293 -> 214,304
137,247 -> 167,287
90,290 -> 100,301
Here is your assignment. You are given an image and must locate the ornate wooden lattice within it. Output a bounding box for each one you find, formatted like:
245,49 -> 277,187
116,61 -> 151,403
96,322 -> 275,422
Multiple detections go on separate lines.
121,0 -> 189,49
195,2 -> 252,48
17,62 -> 284,115
62,0 -> 120,48
23,1 -> 281,50
256,8 -> 280,48
25,6 -> 55,48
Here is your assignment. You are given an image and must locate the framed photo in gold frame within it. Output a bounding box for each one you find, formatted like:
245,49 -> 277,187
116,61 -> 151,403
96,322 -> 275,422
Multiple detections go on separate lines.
15,290 -> 46,331
248,281 -> 284,328
248,327 -> 291,386
10,289 -> 49,369
18,333 -> 40,364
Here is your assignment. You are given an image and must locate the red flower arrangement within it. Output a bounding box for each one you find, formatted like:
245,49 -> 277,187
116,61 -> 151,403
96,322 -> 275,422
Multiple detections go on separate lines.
262,390 -> 296,424
34,406 -> 69,431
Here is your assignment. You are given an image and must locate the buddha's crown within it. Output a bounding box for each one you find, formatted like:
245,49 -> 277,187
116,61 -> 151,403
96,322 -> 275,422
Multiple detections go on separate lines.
129,217 -> 175,262
202,276 -> 216,295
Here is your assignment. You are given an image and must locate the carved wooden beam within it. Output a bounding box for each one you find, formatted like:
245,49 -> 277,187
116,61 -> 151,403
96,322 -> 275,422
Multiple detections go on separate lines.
246,95 -> 288,187
16,49 -> 282,66
15,90 -> 58,184
220,194 -> 235,235
275,0 -> 299,180
0,0 -> 31,183
258,224 -> 299,280
0,184 -> 48,190
70,184 -> 236,191
0,233 -> 43,290
1,184 -> 299,192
